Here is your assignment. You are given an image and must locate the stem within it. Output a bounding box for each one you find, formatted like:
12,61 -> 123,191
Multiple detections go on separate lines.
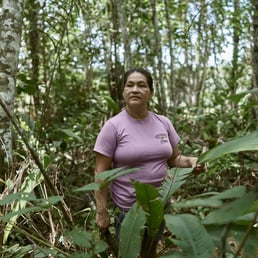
233,207 -> 258,258
0,97 -> 73,227
220,223 -> 232,258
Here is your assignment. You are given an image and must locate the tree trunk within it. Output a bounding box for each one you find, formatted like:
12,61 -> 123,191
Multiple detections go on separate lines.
0,0 -> 23,183
252,0 -> 258,126
105,0 -> 124,110
116,0 -> 131,69
229,0 -> 240,110
24,0 -> 40,119
151,0 -> 167,115
164,0 -> 176,109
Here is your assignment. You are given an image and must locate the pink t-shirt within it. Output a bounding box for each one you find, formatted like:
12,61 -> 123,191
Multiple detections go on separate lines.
94,109 -> 180,210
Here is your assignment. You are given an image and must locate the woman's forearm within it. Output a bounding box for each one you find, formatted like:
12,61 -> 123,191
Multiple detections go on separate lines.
95,185 -> 109,213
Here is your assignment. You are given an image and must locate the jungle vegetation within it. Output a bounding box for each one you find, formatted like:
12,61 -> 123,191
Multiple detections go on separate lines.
0,0 -> 257,257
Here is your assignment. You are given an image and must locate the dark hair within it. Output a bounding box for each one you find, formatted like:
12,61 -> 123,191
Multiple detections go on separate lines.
122,67 -> 154,93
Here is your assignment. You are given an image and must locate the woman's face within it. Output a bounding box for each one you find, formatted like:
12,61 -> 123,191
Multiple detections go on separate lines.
123,72 -> 153,108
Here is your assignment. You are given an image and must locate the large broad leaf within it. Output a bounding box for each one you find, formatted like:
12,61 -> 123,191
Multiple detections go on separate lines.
133,181 -> 164,237
160,251 -> 185,258
3,167 -> 44,244
73,182 -> 100,192
96,167 -> 138,188
119,204 -> 146,258
202,190 -> 257,225
172,186 -> 248,210
165,214 -> 214,258
206,224 -> 258,258
172,198 -> 222,209
209,185 -> 247,200
74,167 -> 138,192
199,131 -> 258,163
160,168 -> 192,204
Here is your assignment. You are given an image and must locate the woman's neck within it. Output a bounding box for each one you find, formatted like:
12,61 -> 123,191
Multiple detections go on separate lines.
125,106 -> 148,120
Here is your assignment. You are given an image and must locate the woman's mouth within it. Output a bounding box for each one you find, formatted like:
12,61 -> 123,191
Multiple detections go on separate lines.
130,96 -> 140,99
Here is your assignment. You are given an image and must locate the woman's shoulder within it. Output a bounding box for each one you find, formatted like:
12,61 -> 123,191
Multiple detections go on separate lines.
106,109 -> 127,125
149,111 -> 171,124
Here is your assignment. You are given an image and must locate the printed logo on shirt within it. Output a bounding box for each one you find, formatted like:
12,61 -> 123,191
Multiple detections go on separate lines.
155,133 -> 168,144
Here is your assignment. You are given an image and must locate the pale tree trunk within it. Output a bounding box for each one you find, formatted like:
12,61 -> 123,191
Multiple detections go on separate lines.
193,0 -> 209,108
151,0 -> 167,115
0,0 -> 23,182
252,0 -> 258,127
116,0 -> 131,69
164,0 -> 176,109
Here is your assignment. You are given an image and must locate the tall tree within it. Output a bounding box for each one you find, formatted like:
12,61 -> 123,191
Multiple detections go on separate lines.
23,0 -> 40,118
105,0 -> 124,109
164,0 -> 176,109
0,0 -> 24,184
228,0 -> 241,111
151,0 -> 167,115
252,0 -> 258,125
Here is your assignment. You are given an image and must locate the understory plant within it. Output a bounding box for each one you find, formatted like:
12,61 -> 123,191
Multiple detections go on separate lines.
80,131 -> 258,258
0,131 -> 257,257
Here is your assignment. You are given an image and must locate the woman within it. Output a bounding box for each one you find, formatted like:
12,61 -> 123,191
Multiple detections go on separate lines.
94,67 -> 200,256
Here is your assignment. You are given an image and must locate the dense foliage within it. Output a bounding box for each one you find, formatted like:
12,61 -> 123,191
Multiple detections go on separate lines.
0,0 -> 257,257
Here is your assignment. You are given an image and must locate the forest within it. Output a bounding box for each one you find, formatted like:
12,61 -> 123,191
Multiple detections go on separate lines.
0,0 -> 257,257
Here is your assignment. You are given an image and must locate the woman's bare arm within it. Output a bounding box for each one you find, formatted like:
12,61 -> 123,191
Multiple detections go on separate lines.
167,145 -> 198,168
94,152 -> 112,231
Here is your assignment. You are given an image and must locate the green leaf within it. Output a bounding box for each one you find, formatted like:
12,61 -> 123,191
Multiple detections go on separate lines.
119,204 -> 146,258
103,95 -> 119,113
43,154 -> 52,169
236,212 -> 258,225
93,239 -> 109,255
210,185 -> 247,200
160,168 -> 192,203
172,198 -> 222,209
66,228 -> 93,248
0,192 -> 37,205
73,168 -> 138,192
202,190 -> 256,225
160,252 -> 185,258
3,168 -> 44,244
134,181 -> 164,237
206,224 -> 258,258
165,214 -> 214,258
2,206 -> 44,222
199,131 -> 258,163
2,196 -> 63,222
58,128 -> 83,142
70,253 -> 92,258
37,196 -> 63,208
96,167 -> 138,188
229,87 -> 258,103
172,186 -> 248,209
73,182 -> 100,192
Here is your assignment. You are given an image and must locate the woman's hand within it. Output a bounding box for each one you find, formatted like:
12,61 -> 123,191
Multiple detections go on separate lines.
189,157 -> 205,175
188,156 -> 198,167
96,209 -> 110,232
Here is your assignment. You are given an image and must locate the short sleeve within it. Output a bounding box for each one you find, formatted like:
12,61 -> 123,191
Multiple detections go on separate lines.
93,121 -> 117,158
160,116 -> 180,147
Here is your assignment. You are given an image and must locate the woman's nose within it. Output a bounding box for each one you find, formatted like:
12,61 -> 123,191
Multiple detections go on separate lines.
132,85 -> 139,91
